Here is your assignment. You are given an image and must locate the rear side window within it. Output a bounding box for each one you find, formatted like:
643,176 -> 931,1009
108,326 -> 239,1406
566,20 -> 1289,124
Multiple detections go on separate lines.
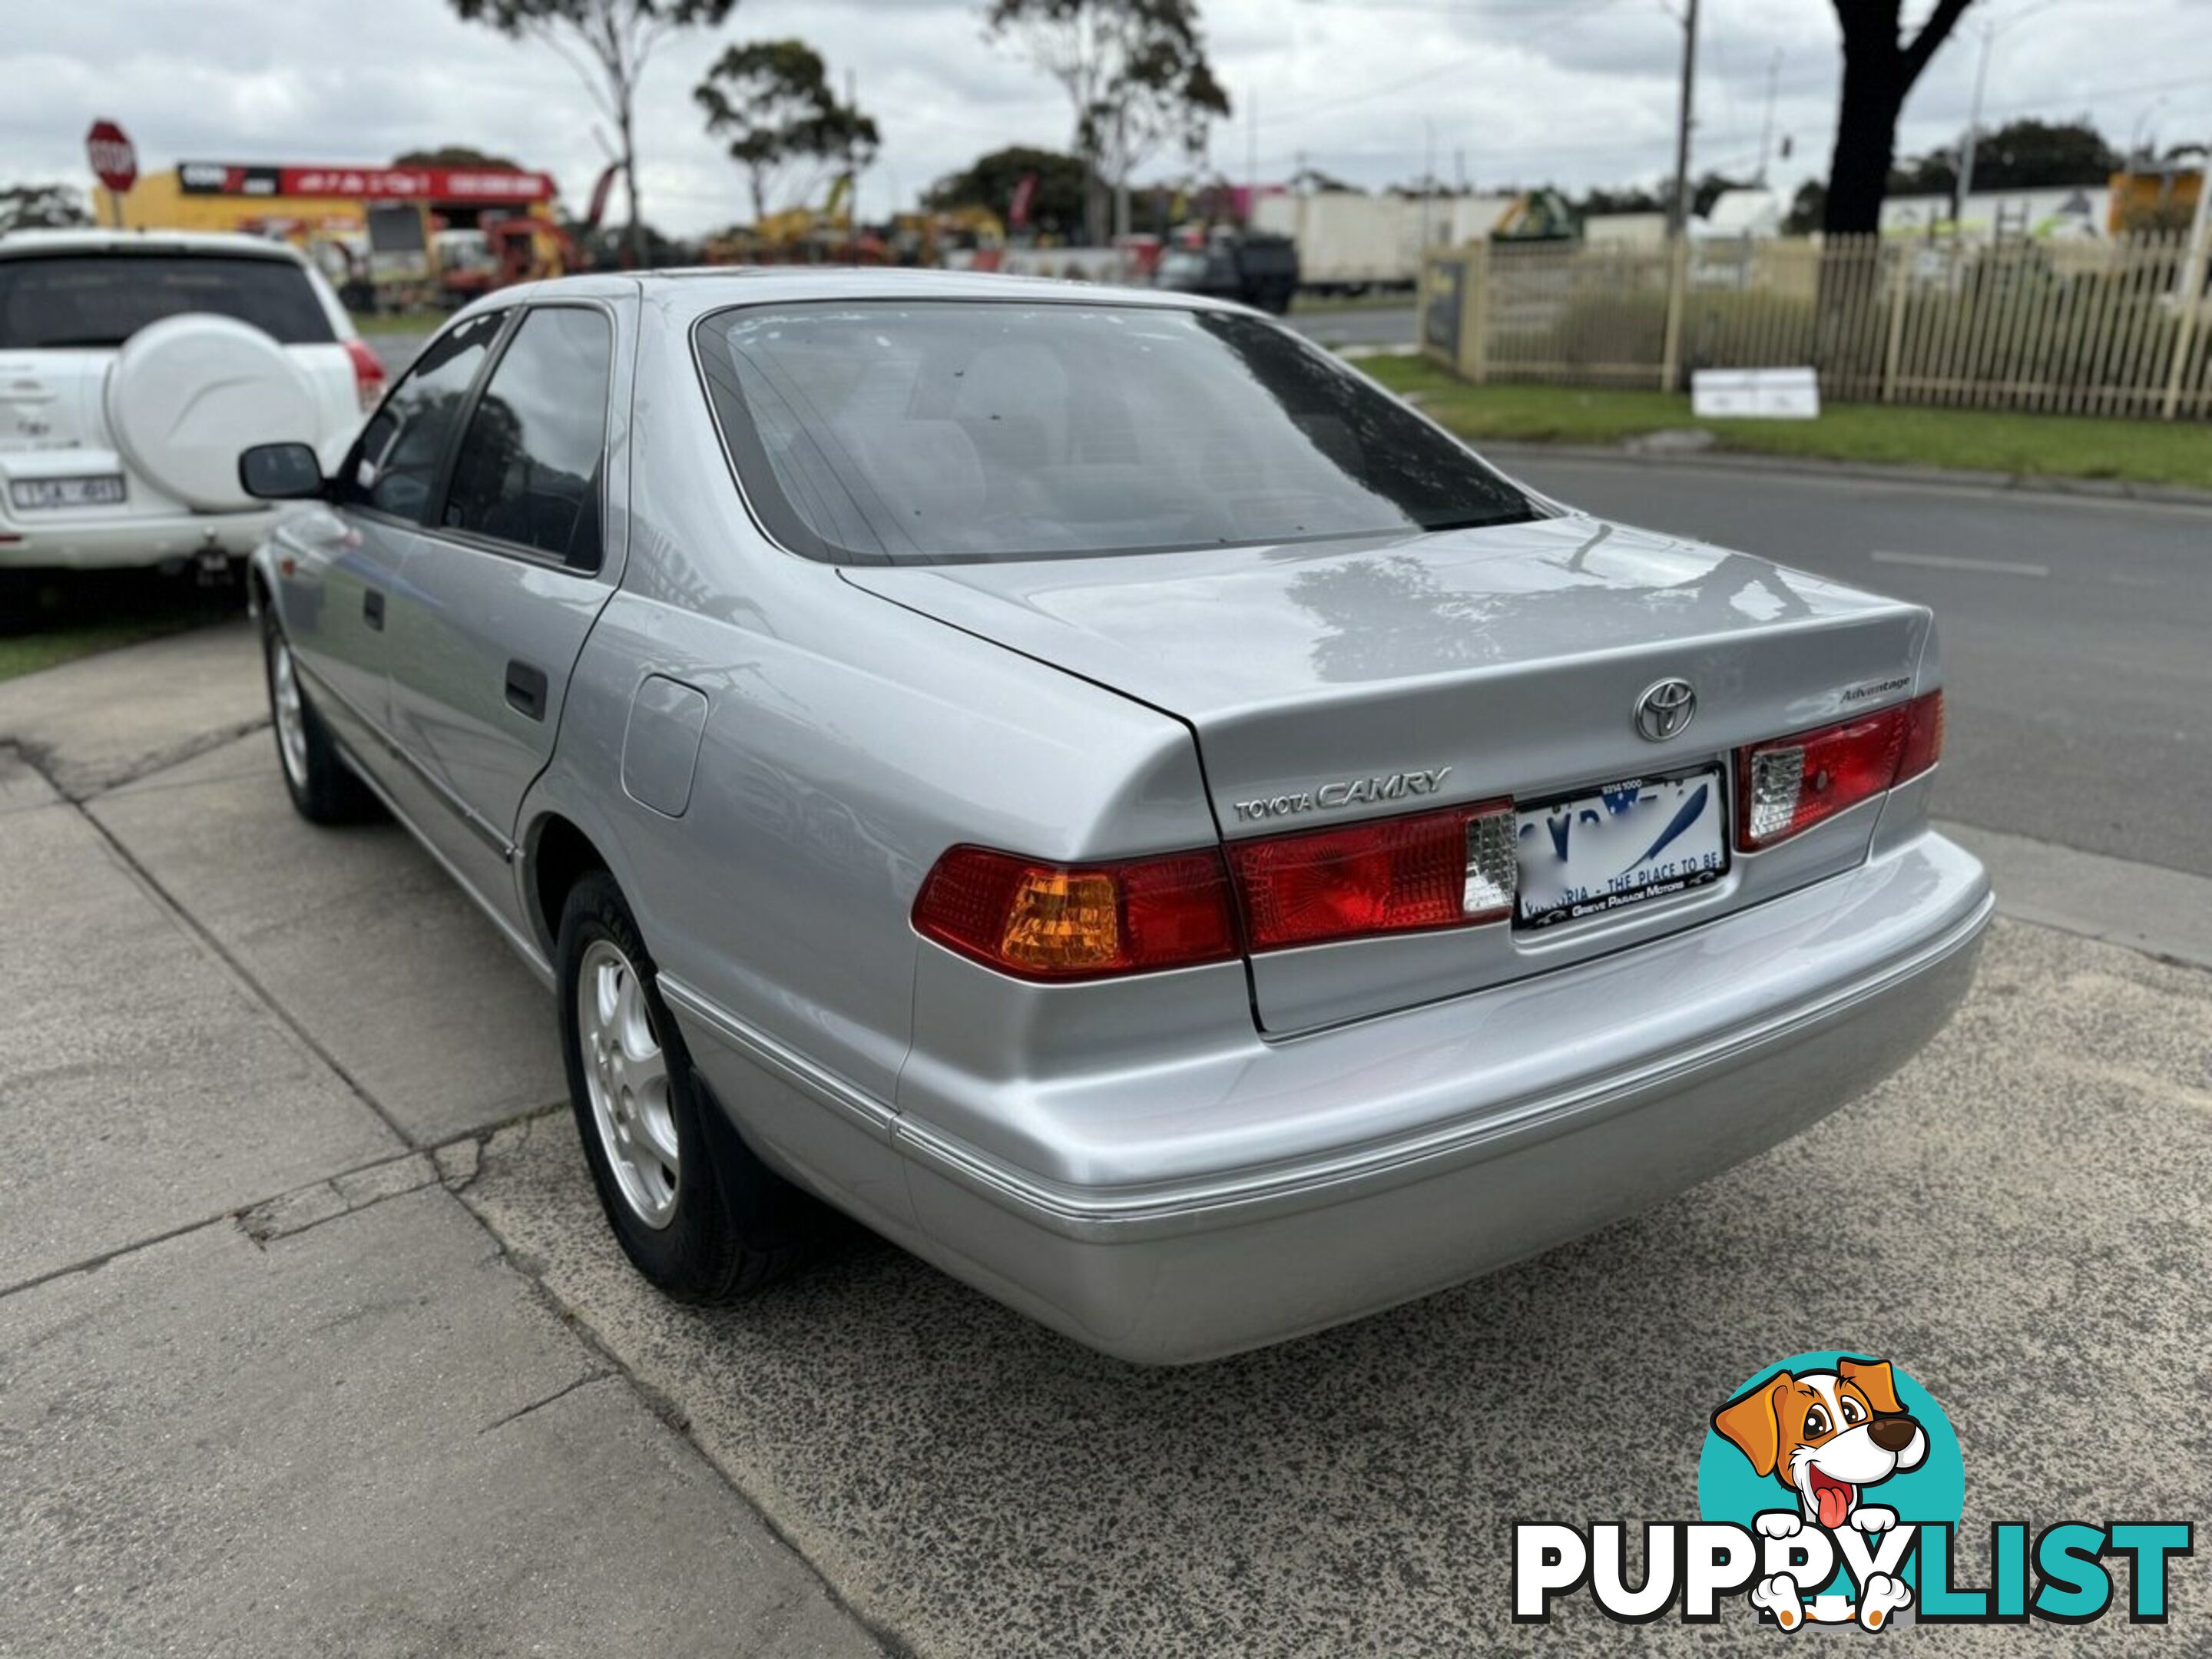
0,254 -> 336,348
440,307 -> 612,569
343,310 -> 505,523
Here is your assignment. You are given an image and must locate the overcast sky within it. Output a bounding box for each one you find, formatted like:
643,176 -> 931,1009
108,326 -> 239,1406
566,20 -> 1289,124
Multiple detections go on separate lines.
5,0 -> 2206,234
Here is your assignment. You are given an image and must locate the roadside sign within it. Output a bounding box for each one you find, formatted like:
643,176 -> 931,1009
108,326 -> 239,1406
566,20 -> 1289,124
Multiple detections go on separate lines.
1691,366 -> 1820,419
87,119 -> 137,194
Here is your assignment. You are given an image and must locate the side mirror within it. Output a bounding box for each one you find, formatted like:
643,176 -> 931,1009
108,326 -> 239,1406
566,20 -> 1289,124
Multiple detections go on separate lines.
238,442 -> 325,502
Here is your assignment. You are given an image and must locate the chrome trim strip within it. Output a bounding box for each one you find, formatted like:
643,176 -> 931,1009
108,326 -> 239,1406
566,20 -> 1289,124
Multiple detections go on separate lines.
893,889 -> 1995,1237
656,972 -> 897,1137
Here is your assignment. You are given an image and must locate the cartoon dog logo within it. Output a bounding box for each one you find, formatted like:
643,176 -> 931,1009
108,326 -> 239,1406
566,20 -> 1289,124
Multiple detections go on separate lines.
1712,1356 -> 1929,1630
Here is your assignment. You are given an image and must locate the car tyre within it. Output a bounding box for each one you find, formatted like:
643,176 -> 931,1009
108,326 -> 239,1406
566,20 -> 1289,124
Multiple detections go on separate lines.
262,611 -> 381,825
556,871 -> 827,1302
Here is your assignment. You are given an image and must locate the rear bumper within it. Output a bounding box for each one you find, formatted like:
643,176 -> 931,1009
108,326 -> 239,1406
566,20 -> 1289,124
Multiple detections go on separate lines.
886,829 -> 1991,1363
0,508 -> 278,570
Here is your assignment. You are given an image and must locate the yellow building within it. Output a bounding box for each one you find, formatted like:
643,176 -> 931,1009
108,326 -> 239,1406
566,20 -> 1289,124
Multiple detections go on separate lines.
98,160 -> 558,239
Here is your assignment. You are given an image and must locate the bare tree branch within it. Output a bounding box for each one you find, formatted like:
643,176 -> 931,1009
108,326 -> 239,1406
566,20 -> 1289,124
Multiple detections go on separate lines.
1902,0 -> 1978,84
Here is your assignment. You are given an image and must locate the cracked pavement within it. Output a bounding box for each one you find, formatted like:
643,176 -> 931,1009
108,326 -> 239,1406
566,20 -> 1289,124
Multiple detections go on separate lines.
0,622 -> 879,1658
2,618 -> 2206,1654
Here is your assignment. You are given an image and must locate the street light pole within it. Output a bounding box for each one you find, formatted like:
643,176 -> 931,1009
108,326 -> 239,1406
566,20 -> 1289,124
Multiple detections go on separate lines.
1954,22 -> 1994,225
1422,117 -> 1435,253
2131,96 -> 2170,166
1756,47 -> 1783,186
1955,0 -> 2068,229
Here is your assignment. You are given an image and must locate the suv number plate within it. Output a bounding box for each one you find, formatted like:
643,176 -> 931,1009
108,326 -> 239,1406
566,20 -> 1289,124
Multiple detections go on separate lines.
9,475 -> 127,510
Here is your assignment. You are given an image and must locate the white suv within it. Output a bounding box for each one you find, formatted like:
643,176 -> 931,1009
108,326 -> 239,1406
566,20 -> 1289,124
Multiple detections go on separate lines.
0,229 -> 384,572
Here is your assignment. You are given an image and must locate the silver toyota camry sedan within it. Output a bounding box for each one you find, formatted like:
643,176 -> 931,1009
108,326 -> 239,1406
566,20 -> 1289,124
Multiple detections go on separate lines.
239,270 -> 1990,1363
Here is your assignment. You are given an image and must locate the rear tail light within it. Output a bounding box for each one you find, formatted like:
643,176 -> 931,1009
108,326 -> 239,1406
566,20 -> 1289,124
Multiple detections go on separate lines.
1896,688 -> 1945,784
914,800 -> 1522,979
912,846 -> 1238,981
1229,800 -> 1517,950
343,336 -> 387,414
1737,690 -> 1943,849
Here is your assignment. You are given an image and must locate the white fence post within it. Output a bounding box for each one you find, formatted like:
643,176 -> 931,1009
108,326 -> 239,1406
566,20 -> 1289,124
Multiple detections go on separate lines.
1465,240 -> 1490,384
1881,243 -> 1909,403
1659,235 -> 1687,393
2162,181 -> 2211,420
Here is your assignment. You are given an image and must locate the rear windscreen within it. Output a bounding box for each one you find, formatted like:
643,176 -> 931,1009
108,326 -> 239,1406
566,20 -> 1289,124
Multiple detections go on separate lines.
0,254 -> 336,349
695,300 -> 1535,564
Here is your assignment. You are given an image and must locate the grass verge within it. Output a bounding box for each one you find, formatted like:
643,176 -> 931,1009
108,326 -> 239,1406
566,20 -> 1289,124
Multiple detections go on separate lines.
0,576 -> 240,684
1359,354 -> 2212,492
1290,290 -> 1417,315
348,309 -> 448,336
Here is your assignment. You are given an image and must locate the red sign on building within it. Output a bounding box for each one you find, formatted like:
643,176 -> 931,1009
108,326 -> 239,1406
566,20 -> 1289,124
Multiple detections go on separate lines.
177,161 -> 558,203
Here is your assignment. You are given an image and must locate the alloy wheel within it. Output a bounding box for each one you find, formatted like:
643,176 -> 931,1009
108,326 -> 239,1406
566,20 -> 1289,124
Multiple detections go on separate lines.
576,938 -> 680,1228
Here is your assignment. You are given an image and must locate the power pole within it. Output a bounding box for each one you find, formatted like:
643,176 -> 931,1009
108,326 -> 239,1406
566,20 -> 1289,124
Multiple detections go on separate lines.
845,68 -> 860,233
1661,0 -> 1699,396
1247,88 -> 1259,221
1668,0 -> 1700,237
1114,103 -> 1130,243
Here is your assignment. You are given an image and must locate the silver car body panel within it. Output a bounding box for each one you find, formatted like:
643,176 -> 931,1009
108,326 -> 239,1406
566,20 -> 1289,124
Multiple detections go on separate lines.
255,268 -> 1989,1363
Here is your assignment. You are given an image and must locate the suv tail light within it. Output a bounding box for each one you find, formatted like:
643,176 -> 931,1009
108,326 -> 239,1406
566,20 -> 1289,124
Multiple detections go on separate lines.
343,337 -> 387,413
1228,800 -> 1517,949
1737,690 -> 1942,849
912,846 -> 1238,981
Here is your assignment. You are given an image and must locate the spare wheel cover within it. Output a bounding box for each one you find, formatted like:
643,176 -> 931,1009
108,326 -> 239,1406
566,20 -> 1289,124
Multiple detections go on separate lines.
105,313 -> 320,512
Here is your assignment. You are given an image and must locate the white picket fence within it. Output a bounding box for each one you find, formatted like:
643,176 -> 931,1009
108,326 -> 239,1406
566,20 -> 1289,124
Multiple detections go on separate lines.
1420,231 -> 2212,421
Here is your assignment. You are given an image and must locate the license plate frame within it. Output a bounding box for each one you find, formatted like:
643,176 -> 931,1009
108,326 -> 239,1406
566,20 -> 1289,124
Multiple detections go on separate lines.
8,475 -> 127,511
1513,763 -> 1730,931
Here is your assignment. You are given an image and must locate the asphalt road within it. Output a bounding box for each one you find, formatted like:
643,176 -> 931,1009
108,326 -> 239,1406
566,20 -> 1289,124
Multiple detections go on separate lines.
1283,300 -> 1419,346
1503,455 -> 2212,880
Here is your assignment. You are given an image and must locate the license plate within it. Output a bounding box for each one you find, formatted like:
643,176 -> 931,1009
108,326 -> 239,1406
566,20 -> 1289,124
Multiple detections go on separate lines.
8,475 -> 126,510
1515,767 -> 1728,929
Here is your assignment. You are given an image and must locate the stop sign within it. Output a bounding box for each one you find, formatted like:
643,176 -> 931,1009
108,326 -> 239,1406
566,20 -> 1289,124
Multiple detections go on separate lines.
86,119 -> 137,194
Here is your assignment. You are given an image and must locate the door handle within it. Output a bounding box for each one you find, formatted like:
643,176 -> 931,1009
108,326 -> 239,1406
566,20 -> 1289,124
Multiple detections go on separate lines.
505,660 -> 549,721
363,588 -> 385,631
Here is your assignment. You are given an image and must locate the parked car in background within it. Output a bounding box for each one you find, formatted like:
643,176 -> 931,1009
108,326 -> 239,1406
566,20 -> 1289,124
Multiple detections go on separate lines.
239,270 -> 1989,1364
1154,232 -> 1299,313
0,229 -> 382,575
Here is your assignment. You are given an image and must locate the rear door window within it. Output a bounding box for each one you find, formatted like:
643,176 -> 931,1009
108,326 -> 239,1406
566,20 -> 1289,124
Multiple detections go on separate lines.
342,310 -> 506,524
0,254 -> 336,348
438,306 -> 612,570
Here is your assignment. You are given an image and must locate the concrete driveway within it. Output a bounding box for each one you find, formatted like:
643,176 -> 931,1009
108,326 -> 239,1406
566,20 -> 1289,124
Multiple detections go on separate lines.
2,619 -> 2206,1654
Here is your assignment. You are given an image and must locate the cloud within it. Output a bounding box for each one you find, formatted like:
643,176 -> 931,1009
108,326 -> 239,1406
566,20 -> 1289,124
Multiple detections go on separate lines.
4,0 -> 2201,233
